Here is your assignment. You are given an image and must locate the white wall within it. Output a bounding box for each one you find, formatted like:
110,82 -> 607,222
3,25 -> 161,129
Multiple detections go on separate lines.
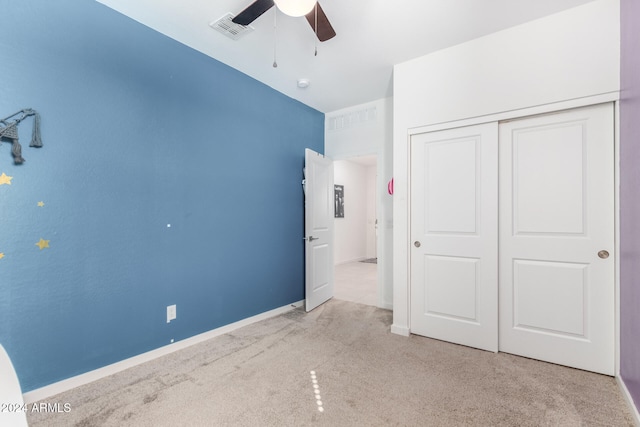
394,0 -> 619,131
333,160 -> 369,264
392,0 -> 620,335
326,97 -> 393,309
332,160 -> 377,264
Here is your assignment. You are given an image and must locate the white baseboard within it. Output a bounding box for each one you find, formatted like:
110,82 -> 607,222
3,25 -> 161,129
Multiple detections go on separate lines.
379,300 -> 393,311
617,375 -> 640,426
391,324 -> 410,337
22,300 -> 304,404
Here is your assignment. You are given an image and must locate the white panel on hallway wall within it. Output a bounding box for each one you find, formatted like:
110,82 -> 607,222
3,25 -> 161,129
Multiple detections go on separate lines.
325,101 -> 383,159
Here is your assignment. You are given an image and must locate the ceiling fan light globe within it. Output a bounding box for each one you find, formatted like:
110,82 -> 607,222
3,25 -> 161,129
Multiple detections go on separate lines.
273,0 -> 317,17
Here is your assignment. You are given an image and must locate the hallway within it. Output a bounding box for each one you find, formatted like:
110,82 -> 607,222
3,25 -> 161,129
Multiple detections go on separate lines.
333,260 -> 377,307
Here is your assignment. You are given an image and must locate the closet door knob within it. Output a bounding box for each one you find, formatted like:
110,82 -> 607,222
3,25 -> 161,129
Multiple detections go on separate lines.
414,241 -> 421,248
598,250 -> 609,259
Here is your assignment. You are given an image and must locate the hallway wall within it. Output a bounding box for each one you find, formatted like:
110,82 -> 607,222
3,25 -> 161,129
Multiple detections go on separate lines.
325,97 -> 393,309
333,160 -> 371,264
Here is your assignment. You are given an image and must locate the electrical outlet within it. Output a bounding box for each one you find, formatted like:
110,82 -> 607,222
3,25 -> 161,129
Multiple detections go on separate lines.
167,304 -> 176,323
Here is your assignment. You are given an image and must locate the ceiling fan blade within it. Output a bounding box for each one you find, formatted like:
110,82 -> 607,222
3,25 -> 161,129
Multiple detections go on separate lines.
305,2 -> 336,42
232,0 -> 275,26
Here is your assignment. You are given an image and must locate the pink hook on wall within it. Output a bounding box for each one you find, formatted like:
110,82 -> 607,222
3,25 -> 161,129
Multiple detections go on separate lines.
387,178 -> 394,195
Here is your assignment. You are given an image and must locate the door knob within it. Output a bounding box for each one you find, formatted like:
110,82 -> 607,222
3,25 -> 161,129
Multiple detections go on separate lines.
304,236 -> 319,242
598,250 -> 609,259
414,241 -> 421,248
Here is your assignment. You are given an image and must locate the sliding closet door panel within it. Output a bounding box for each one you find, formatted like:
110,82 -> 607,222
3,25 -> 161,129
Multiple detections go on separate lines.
499,103 -> 614,375
410,123 -> 498,352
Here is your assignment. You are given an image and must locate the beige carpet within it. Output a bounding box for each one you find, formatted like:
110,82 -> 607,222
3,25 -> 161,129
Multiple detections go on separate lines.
28,300 -> 635,426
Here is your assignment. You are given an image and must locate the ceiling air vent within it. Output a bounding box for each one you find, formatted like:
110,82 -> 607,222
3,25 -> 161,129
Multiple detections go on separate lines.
209,13 -> 254,41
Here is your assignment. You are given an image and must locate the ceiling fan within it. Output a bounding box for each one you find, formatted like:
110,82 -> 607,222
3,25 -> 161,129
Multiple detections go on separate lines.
232,0 -> 336,42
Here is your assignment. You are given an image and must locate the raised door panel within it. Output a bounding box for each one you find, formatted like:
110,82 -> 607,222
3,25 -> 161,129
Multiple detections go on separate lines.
512,123 -> 586,235
425,138 -> 478,235
424,255 -> 479,322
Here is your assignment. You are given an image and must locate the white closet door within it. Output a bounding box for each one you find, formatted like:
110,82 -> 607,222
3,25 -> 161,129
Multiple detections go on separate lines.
499,103 -> 614,375
410,123 -> 498,352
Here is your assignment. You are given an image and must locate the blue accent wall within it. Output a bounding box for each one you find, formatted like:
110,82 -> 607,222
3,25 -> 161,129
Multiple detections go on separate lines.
0,0 -> 324,392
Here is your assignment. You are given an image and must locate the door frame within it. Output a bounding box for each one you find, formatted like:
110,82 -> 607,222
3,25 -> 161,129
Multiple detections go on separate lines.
332,152 -> 389,310
392,93 -> 621,376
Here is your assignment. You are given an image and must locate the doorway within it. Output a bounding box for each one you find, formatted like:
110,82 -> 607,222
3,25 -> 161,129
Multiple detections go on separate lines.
333,155 -> 378,306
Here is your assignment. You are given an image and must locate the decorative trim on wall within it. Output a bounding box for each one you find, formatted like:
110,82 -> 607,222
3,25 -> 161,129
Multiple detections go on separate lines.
327,106 -> 377,132
408,92 -> 619,136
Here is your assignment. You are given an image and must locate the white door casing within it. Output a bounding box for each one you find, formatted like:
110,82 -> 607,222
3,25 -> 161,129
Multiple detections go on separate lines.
499,103 -> 614,375
410,123 -> 499,352
304,149 -> 334,312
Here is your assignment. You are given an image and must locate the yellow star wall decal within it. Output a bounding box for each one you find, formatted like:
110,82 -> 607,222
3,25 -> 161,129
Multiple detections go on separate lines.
35,238 -> 50,250
0,172 -> 12,185
0,253 -> 5,260
37,201 -> 45,207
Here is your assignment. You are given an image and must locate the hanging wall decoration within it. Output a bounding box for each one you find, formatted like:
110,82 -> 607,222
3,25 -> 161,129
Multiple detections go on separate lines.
0,108 -> 43,164
334,184 -> 344,218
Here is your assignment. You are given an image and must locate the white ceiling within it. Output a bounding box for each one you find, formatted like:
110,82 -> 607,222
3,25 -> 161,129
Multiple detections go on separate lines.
96,0 -> 596,113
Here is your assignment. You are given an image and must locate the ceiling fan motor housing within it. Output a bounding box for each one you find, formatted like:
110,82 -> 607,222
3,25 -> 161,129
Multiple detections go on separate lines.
274,0 -> 316,17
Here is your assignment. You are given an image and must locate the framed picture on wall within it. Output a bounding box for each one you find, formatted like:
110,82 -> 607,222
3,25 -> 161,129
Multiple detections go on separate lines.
334,185 -> 344,218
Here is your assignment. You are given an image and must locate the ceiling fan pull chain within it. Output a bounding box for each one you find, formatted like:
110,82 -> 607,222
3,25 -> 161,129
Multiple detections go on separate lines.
314,3 -> 318,56
273,7 -> 278,67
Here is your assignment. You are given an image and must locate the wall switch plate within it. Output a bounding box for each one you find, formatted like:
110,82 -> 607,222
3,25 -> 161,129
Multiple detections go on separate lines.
167,304 -> 176,323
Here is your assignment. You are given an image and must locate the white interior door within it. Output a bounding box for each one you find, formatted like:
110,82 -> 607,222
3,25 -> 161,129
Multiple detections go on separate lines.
499,103 -> 615,375
304,149 -> 334,312
410,123 -> 499,352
